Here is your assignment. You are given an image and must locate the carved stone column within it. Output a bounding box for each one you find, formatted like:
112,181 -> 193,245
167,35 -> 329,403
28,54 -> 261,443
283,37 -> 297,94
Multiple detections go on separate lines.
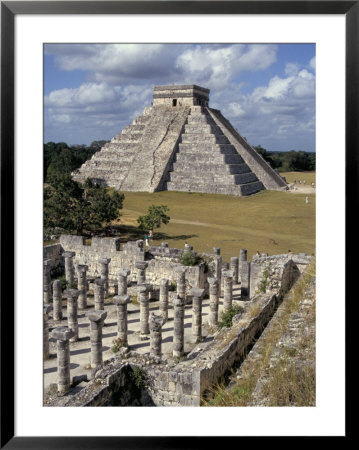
114,294 -> 131,344
51,327 -> 75,394
63,251 -> 76,285
173,296 -> 185,358
138,284 -> 150,340
135,261 -> 148,285
221,262 -> 229,297
43,259 -> 52,304
175,267 -> 186,302
207,277 -> 219,326
118,269 -> 130,296
223,270 -> 234,311
65,289 -> 80,342
189,288 -> 205,340
76,264 -> 88,309
150,313 -> 164,357
230,256 -> 239,284
99,258 -> 111,297
87,310 -> 107,368
43,304 -> 53,360
94,278 -> 105,310
238,248 -> 248,284
240,261 -> 251,300
159,278 -> 169,322
52,279 -> 63,321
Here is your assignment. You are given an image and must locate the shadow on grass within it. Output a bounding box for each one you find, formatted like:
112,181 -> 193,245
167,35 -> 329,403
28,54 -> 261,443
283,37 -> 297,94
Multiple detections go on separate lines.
113,224 -> 198,242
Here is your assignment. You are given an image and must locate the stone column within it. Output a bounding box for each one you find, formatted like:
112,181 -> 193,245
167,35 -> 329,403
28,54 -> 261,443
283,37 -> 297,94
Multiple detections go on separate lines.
138,284 -> 150,340
65,289 -> 80,342
51,327 -> 75,394
63,251 -> 76,285
87,310 -> 107,368
208,277 -> 219,326
173,296 -> 185,358
76,264 -> 88,309
230,257 -> 239,284
189,288 -> 205,340
99,258 -> 111,297
150,313 -> 164,358
221,262 -> 229,296
136,261 -> 148,285
213,247 -> 221,256
52,279 -> 63,321
175,267 -> 186,302
43,259 -> 52,304
94,278 -> 105,310
240,261 -> 251,300
238,248 -> 248,284
159,278 -> 169,322
114,294 -> 131,344
43,304 -> 53,360
118,269 -> 130,296
223,270 -> 234,311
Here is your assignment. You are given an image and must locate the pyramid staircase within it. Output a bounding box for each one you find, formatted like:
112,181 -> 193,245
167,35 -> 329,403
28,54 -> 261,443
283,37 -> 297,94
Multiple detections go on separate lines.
166,106 -> 264,196
72,107 -> 152,188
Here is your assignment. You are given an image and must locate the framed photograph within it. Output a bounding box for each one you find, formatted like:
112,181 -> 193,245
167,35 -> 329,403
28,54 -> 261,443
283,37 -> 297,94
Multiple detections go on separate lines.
1,1 -> 354,447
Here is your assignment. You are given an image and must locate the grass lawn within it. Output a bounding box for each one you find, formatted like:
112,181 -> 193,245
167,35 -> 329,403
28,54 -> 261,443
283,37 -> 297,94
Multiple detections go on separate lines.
281,171 -> 315,184
115,177 -> 315,262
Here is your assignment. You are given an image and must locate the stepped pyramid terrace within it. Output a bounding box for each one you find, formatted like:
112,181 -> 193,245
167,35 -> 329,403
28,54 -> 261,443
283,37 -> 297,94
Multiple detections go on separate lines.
72,84 -> 287,195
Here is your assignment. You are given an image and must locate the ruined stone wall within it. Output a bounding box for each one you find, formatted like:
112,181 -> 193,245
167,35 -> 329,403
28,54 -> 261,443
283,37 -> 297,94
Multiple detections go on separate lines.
249,253 -> 311,297
56,236 -> 206,289
43,243 -> 63,272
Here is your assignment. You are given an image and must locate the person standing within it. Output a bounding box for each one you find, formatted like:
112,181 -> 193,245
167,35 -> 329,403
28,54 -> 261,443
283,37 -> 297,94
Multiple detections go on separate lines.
144,233 -> 149,247
149,230 -> 153,241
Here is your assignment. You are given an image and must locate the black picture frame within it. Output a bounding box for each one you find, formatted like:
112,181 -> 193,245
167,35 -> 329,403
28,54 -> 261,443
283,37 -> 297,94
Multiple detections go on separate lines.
1,1 -> 354,447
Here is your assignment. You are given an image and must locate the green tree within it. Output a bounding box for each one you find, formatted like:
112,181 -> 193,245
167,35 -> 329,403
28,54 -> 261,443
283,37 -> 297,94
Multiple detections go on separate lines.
137,205 -> 170,232
44,174 -> 124,235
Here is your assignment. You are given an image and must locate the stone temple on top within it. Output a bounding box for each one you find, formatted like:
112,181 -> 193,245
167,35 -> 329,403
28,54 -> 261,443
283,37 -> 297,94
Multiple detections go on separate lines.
72,84 -> 287,196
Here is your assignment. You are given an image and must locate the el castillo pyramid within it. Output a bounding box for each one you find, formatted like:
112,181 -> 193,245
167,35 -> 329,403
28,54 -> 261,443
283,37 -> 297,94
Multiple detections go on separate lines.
72,84 -> 287,195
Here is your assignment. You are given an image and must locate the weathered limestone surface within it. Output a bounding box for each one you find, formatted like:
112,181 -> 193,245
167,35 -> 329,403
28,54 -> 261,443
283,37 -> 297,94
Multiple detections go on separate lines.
223,270 -> 234,310
52,279 -> 63,321
173,296 -> 185,358
65,289 -> 80,342
208,277 -> 219,326
159,278 -> 169,322
72,84 -> 287,196
58,236 -> 208,291
43,259 -> 52,303
189,288 -> 205,340
87,310 -> 107,368
76,264 -> 88,309
43,304 -> 52,360
51,327 -> 74,393
149,313 -> 164,357
114,294 -> 131,344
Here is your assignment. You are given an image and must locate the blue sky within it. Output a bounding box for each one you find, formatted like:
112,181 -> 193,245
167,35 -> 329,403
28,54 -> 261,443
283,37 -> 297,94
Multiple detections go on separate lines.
44,43 -> 315,152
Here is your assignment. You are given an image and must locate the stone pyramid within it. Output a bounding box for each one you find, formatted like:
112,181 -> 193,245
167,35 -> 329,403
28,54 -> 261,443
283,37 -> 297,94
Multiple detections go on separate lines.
72,84 -> 287,195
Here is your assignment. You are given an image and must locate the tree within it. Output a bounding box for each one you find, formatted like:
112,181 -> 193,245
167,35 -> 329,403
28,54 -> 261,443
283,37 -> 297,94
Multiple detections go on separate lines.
137,205 -> 170,232
44,174 -> 124,235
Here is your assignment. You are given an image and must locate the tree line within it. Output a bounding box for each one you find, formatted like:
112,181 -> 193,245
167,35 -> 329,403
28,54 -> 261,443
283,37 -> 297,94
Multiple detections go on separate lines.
254,146 -> 316,172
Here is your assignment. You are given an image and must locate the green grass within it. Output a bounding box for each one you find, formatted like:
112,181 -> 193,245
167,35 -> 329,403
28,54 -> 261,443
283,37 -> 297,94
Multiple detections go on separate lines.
115,177 -> 315,262
281,171 -> 316,184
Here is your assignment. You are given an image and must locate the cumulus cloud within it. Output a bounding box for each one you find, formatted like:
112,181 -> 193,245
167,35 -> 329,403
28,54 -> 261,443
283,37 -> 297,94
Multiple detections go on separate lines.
44,44 -> 315,151
220,63 -> 315,151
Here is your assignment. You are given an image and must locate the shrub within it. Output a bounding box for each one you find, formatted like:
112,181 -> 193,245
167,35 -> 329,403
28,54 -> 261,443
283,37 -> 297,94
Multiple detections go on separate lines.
130,366 -> 147,389
111,338 -> 128,354
180,250 -> 200,266
218,304 -> 244,329
257,264 -> 271,293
